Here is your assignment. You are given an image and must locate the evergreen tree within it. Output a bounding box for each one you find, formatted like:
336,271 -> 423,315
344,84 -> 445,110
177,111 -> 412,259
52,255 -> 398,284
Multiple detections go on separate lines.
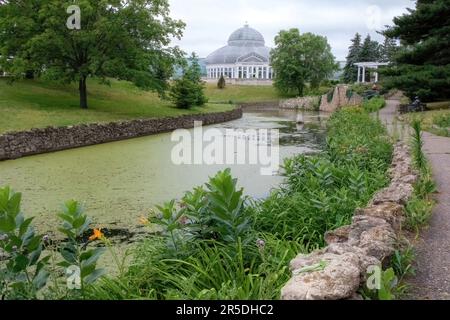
170,53 -> 208,109
359,35 -> 382,62
382,0 -> 450,101
381,36 -> 399,63
342,33 -> 362,83
217,75 -> 226,89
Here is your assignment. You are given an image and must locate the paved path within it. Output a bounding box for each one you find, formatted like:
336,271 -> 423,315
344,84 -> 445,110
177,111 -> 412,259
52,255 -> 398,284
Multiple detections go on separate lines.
408,132 -> 450,299
382,98 -> 450,300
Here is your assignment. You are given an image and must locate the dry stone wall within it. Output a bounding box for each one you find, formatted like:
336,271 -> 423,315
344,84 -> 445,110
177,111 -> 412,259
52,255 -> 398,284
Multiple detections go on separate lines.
280,85 -> 363,112
281,142 -> 418,300
0,107 -> 243,161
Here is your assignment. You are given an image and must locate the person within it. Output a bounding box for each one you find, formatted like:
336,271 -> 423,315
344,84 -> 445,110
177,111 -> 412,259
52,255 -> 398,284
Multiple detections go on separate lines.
409,96 -> 424,112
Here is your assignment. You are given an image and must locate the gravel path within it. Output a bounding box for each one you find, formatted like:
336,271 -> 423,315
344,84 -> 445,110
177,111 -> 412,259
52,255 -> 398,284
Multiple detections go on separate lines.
382,98 -> 450,300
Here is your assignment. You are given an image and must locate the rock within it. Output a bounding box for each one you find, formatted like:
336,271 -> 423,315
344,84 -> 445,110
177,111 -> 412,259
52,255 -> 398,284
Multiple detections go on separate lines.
355,202 -> 405,231
348,215 -> 391,243
358,225 -> 396,262
282,252 -> 361,300
324,243 -> 381,282
371,182 -> 415,205
325,225 -> 351,245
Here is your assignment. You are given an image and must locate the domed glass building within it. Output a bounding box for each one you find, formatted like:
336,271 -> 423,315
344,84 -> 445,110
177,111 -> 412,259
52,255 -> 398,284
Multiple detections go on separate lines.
205,24 -> 273,82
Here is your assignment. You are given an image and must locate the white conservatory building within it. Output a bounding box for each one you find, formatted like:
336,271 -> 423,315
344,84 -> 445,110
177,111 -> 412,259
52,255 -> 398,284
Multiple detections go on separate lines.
205,24 -> 273,84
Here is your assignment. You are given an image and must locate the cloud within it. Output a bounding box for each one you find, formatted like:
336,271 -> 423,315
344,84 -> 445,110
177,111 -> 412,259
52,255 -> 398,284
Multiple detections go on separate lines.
169,0 -> 413,60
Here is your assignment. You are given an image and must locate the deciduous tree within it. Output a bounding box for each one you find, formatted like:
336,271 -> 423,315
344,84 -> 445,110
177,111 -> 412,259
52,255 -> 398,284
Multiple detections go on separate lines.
0,0 -> 185,108
270,29 -> 337,96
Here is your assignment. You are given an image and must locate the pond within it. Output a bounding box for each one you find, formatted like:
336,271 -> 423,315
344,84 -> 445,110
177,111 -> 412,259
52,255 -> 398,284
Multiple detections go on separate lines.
0,107 -> 328,238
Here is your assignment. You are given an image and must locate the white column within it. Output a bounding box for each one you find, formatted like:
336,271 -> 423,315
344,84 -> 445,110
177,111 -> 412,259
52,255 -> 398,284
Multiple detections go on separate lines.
357,66 -> 361,83
362,66 -> 366,83
246,66 -> 250,79
265,66 -> 269,79
375,67 -> 379,82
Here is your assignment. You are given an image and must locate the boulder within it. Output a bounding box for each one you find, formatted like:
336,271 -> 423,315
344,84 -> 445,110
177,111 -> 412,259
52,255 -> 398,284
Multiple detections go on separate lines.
371,182 -> 415,206
324,225 -> 351,245
355,202 -> 405,231
282,252 -> 361,300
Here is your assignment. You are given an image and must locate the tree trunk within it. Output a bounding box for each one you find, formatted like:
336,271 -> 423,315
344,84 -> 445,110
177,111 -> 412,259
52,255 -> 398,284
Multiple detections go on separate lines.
79,76 -> 88,109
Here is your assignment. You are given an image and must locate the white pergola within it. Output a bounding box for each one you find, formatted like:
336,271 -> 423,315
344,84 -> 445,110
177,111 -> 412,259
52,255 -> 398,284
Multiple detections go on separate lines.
354,62 -> 389,83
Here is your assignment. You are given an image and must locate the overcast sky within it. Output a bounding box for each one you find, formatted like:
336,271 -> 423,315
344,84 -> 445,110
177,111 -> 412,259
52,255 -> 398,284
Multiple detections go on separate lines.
169,0 -> 415,61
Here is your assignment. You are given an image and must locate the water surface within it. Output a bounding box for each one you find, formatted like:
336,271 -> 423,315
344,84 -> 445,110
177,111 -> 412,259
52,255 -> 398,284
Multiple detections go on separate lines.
0,108 -> 327,236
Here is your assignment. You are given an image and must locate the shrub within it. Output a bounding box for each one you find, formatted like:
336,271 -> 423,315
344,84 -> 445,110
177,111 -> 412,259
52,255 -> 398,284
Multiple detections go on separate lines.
170,53 -> 208,109
0,187 -> 50,300
217,75 -> 226,89
363,97 -> 386,113
254,108 -> 392,246
0,187 -> 106,300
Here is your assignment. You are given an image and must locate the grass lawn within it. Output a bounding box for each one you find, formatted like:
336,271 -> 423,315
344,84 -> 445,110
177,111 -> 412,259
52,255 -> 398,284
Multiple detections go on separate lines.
405,109 -> 450,137
205,83 -> 281,104
0,78 -> 281,134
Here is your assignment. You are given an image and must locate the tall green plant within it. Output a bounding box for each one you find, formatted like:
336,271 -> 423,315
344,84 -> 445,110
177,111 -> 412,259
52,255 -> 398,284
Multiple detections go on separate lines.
0,187 -> 50,300
57,201 -> 105,297
411,120 -> 426,171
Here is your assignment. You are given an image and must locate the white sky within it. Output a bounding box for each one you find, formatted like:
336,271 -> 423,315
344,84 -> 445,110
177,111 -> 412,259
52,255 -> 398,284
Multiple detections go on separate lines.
169,0 -> 414,60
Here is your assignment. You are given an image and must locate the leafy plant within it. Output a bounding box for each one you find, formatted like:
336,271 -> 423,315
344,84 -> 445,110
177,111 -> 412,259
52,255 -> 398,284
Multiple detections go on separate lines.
0,187 -> 50,300
363,97 -> 386,113
255,108 -> 392,246
411,120 -> 426,171
391,247 -> 416,281
377,268 -> 399,300
57,201 -> 105,297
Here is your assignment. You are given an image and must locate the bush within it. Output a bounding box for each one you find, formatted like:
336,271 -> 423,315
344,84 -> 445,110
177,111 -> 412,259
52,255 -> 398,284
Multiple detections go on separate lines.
254,108 -> 392,246
169,53 -> 208,109
363,97 -> 386,113
217,75 -> 226,89
0,188 -> 105,300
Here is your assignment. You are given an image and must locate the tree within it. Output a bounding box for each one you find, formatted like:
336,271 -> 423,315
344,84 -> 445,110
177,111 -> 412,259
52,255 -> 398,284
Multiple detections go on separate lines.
169,53 -> 208,109
382,0 -> 450,101
0,0 -> 185,109
342,33 -> 362,83
217,75 -> 226,89
270,29 -> 337,96
359,35 -> 382,62
380,36 -> 399,63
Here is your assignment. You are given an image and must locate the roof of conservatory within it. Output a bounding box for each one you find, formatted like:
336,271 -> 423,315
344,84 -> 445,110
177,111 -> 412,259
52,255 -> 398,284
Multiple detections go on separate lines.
205,24 -> 271,65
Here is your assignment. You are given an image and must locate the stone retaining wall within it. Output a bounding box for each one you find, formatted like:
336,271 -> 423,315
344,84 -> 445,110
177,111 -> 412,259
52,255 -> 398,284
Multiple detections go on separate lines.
281,142 -> 418,300
0,107 -> 243,161
280,85 -> 363,112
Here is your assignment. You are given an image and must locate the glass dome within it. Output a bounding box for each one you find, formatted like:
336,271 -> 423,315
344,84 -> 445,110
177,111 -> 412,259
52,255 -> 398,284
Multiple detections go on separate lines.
228,24 -> 265,47
205,24 -> 271,65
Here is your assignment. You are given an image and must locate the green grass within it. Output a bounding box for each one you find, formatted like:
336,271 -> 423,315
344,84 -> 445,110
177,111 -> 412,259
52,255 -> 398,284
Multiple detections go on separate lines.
0,78 -> 257,133
363,97 -> 386,113
204,83 -> 281,104
405,109 -> 450,137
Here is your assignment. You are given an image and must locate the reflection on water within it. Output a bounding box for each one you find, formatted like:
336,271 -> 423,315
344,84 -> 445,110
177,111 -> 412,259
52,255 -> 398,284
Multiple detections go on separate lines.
0,107 -> 328,235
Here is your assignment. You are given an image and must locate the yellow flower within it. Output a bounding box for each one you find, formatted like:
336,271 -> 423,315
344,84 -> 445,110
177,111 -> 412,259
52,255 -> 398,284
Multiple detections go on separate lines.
139,216 -> 149,225
89,228 -> 104,241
